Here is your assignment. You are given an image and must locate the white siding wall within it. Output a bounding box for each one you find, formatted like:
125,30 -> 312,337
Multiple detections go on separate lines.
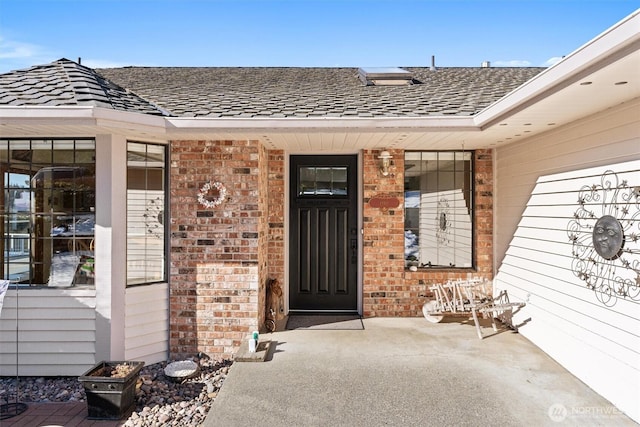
124,283 -> 169,364
0,289 -> 96,376
494,99 -> 640,423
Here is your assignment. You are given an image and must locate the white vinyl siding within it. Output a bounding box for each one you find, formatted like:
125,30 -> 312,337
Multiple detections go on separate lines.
494,99 -> 640,423
0,284 -> 170,375
124,282 -> 169,363
0,289 -> 96,376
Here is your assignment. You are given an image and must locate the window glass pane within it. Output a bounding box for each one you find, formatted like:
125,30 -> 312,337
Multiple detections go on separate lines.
332,167 -> 347,195
1,139 -> 95,287
127,142 -> 166,286
405,152 -> 422,162
315,167 -> 332,194
146,144 -> 165,164
438,171 -> 455,191
299,167 -> 316,195
438,151 -> 455,163
298,166 -> 348,196
404,150 -> 474,269
52,142 -> 74,163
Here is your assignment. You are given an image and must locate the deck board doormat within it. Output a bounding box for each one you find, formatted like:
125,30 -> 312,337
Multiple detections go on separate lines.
286,314 -> 364,330
236,340 -> 272,362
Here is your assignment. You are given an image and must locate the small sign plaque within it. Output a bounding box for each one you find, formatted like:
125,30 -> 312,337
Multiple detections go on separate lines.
369,195 -> 400,210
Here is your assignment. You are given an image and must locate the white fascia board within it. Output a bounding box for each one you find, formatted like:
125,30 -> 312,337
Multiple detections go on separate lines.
0,106 -> 167,136
474,9 -> 640,128
92,107 -> 167,136
0,106 -> 96,125
166,116 -> 479,133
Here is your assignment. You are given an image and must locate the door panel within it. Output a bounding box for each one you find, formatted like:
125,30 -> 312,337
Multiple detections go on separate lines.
289,155 -> 358,312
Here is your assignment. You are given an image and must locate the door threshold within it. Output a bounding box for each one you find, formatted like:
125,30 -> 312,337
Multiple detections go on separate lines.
288,310 -> 360,315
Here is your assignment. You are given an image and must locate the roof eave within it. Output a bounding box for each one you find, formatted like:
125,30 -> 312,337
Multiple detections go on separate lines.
474,8 -> 640,129
0,106 -> 167,139
166,116 -> 480,134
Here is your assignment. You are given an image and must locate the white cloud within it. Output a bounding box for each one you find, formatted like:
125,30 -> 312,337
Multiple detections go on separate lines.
0,35 -> 57,73
491,60 -> 533,67
80,59 -> 133,69
0,36 -> 133,73
491,57 -> 565,68
0,37 -> 41,59
543,56 -> 564,67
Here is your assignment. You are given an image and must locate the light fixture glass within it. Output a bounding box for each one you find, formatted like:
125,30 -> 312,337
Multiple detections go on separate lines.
378,150 -> 392,176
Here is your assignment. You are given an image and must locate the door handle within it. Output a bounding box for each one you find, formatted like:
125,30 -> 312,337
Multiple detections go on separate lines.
350,239 -> 357,263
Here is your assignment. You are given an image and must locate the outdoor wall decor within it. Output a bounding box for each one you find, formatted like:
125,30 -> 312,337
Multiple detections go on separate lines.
197,181 -> 227,208
436,197 -> 451,246
369,194 -> 400,213
568,170 -> 640,306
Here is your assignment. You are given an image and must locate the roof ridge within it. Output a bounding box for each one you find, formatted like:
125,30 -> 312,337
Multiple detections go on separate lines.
56,58 -> 113,107
0,58 -> 171,115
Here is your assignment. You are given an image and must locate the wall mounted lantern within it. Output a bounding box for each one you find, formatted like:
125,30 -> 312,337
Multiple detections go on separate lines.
378,150 -> 392,176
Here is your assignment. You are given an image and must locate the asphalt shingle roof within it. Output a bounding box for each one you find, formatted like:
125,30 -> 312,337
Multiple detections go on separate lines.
0,58 -> 545,119
97,66 -> 544,118
0,58 -> 169,116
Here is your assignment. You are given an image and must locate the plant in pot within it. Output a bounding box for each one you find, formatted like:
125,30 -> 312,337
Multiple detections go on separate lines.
78,361 -> 144,420
406,255 -> 419,270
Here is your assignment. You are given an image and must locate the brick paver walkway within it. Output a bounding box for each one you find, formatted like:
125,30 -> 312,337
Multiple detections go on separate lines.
2,402 -> 126,427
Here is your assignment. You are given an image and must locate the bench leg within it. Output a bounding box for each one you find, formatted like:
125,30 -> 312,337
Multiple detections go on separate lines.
471,307 -> 484,340
490,312 -> 498,332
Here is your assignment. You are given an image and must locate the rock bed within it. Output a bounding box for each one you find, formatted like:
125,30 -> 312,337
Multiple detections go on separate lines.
0,357 -> 233,426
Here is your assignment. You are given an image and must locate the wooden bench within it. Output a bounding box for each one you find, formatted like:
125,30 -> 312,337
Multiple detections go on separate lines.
422,279 -> 525,339
470,290 -> 525,339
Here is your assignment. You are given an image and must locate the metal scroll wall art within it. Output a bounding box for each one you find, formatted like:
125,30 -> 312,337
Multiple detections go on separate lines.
436,197 -> 451,246
567,170 -> 640,306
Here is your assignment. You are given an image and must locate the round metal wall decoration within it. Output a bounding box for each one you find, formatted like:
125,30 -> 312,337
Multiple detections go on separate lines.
567,170 -> 639,306
592,215 -> 624,260
197,181 -> 227,208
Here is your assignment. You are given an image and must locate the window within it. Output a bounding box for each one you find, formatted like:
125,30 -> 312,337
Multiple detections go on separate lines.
127,142 -> 166,285
404,151 -> 473,268
298,166 -> 348,196
1,139 -> 96,287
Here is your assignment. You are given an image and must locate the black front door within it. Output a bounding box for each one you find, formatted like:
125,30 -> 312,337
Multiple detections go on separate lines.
289,155 -> 358,312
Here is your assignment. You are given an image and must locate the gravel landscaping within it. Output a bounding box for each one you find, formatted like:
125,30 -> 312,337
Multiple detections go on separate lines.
0,357 -> 233,426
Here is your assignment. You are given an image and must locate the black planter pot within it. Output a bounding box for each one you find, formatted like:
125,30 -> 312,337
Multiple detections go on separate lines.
78,361 -> 144,420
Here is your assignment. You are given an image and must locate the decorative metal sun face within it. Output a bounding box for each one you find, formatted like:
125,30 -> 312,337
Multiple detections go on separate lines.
567,170 -> 640,306
592,215 -> 624,260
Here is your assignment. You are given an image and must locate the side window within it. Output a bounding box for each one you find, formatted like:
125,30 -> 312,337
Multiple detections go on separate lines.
404,151 -> 474,268
126,142 -> 166,286
1,139 -> 96,287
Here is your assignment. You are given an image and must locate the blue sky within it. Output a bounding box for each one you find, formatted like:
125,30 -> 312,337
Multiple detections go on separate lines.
0,0 -> 638,73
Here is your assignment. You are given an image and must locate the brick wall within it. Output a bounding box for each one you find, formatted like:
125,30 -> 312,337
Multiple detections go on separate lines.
362,149 -> 494,317
169,142 -> 493,358
267,150 -> 286,319
362,149 -> 407,316
170,140 -> 264,359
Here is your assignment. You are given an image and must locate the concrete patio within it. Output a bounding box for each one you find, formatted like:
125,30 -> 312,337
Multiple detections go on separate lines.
203,317 -> 636,426
2,317 -> 635,426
